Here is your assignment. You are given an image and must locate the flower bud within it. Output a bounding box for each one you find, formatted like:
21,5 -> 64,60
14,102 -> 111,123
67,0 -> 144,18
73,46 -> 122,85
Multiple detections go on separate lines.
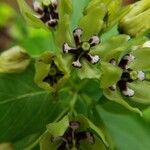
0,46 -> 30,73
119,0 -> 150,36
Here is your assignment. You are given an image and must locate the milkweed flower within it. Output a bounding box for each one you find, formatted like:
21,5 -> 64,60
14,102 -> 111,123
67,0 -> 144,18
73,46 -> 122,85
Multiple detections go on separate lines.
34,52 -> 69,92
40,115 -> 109,150
93,35 -> 150,115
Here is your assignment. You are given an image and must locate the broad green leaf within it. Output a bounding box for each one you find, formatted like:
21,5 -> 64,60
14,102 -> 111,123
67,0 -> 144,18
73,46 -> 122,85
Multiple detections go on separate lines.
0,62 -> 63,142
78,4 -> 106,40
100,62 -> 122,88
128,81 -> 150,104
103,89 -> 143,116
46,115 -> 69,137
98,104 -> 150,150
129,48 -> 150,71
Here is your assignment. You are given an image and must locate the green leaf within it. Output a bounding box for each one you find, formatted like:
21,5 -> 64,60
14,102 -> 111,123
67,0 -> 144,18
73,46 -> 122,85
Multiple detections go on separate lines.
129,47 -> 150,71
98,104 -> 150,150
128,81 -> 150,104
78,4 -> 106,40
17,0 -> 48,30
0,62 -> 63,142
103,89 -> 143,116
71,0 -> 90,29
100,62 -> 122,88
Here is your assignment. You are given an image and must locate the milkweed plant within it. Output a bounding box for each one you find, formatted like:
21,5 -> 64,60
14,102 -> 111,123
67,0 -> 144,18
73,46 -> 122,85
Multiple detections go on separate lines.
0,0 -> 150,149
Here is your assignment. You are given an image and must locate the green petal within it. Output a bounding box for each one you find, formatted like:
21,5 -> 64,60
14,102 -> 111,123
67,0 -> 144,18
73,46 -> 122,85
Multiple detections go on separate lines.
75,114 -> 109,148
104,89 -> 143,116
100,62 -> 122,88
40,132 -> 57,150
128,81 -> 150,104
58,0 -> 73,19
54,15 -> 73,48
92,35 -> 130,62
17,0 -> 48,30
104,0 -> 130,31
119,0 -> 150,36
80,136 -> 107,150
46,115 -> 69,137
84,0 -> 109,13
129,47 -> 150,71
78,4 -> 106,40
77,61 -> 101,80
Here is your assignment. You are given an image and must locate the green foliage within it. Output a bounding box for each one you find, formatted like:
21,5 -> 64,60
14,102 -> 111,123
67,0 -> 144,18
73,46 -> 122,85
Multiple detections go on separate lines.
0,0 -> 150,149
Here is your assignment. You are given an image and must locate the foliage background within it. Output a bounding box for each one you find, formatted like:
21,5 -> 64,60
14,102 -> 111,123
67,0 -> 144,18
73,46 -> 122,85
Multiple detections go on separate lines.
0,0 -> 150,150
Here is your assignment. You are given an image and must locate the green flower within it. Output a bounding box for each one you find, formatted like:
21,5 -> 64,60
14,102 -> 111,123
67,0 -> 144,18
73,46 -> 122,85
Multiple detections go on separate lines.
0,46 -> 30,73
119,0 -> 150,36
93,35 -> 149,115
63,28 -> 100,68
34,52 -> 69,92
40,115 -> 109,150
104,47 -> 150,115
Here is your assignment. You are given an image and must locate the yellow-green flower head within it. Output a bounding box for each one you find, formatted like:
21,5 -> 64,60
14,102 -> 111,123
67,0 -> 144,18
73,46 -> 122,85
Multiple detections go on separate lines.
34,52 -> 69,92
0,46 -> 30,73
